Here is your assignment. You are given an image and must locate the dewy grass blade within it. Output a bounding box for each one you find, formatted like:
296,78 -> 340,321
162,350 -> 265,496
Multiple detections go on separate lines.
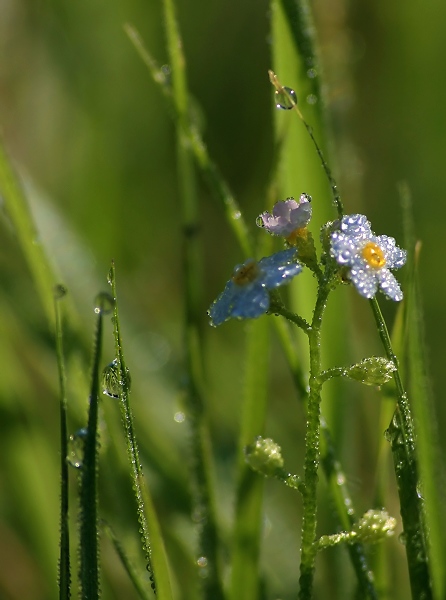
79,293 -> 114,599
55,285 -> 71,600
400,184 -> 446,599
369,296 -> 432,600
109,263 -> 173,600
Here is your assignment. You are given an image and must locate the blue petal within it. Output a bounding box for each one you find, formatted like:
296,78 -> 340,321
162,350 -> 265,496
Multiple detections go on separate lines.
258,248 -> 297,270
258,249 -> 302,289
208,281 -> 238,326
230,283 -> 270,319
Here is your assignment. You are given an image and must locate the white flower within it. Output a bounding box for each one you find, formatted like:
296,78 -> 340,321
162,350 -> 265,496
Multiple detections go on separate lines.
330,214 -> 406,301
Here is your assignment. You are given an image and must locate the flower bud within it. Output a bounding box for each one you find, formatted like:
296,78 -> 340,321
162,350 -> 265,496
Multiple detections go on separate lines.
244,436 -> 284,477
346,357 -> 396,386
352,509 -> 397,544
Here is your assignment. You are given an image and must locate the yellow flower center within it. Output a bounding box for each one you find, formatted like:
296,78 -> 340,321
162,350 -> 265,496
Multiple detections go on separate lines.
362,242 -> 386,269
232,260 -> 259,286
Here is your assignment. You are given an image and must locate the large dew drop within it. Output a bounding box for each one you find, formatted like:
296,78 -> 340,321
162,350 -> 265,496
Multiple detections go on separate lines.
275,87 -> 297,110
102,358 -> 131,398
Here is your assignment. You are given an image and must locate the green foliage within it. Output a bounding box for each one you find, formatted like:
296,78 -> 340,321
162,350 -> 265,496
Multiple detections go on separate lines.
0,1 -> 444,599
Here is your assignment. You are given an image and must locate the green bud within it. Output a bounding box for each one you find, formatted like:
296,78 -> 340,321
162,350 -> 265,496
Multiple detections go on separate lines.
346,357 -> 396,386
244,436 -> 284,477
351,509 -> 397,544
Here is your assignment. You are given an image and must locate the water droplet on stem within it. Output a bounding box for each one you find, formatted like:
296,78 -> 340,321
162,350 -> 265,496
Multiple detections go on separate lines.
275,87 -> 297,110
102,358 -> 131,398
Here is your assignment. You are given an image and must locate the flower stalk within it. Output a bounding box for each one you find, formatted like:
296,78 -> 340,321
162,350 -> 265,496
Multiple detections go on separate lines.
298,278 -> 330,598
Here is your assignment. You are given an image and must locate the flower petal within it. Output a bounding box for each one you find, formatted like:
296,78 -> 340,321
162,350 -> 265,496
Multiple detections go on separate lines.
377,269 -> 404,301
349,266 -> 379,298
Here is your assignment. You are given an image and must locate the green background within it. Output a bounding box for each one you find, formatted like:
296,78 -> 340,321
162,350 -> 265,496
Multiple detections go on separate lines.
0,1 -> 443,598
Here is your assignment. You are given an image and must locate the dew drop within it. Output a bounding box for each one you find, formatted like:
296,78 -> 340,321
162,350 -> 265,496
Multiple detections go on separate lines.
336,473 -> 346,486
107,266 -> 114,286
233,210 -> 241,220
94,292 -> 115,315
197,556 -> 209,579
256,215 -> 265,228
306,94 -> 318,105
174,411 -> 186,423
54,284 -> 67,299
307,68 -> 317,79
102,358 -> 131,398
398,532 -> 407,546
161,64 -> 171,77
197,556 -> 208,568
67,428 -> 88,468
275,87 -> 298,110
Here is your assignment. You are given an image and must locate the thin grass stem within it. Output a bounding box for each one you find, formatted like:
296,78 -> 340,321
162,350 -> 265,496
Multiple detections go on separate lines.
55,286 -> 71,600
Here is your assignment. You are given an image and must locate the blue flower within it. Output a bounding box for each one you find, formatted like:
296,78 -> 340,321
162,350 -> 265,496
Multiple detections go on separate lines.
208,249 -> 302,326
330,214 -> 406,301
257,195 -> 312,243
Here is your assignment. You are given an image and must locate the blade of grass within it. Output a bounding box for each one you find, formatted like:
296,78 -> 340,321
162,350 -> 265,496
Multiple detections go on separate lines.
123,23 -> 253,257
400,183 -> 446,599
373,299 -> 405,596
108,264 -> 173,599
79,293 -> 114,599
55,285 -> 71,600
103,521 -> 154,600
161,1 -> 226,596
369,296 -> 432,599
0,138 -> 56,326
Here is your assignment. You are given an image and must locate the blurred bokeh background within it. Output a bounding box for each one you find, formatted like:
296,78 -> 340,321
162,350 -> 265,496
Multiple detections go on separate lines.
0,0 -> 444,598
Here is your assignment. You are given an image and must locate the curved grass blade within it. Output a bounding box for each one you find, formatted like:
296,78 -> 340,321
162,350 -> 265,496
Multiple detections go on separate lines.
123,23 -> 252,258
103,521 -> 154,600
0,139 -> 56,326
109,263 -> 173,600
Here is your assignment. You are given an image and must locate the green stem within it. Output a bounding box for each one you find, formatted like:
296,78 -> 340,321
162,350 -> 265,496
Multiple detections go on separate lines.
162,1 -> 224,596
55,288 -> 71,600
270,299 -> 311,335
369,297 -> 432,599
298,282 -> 329,598
79,305 -> 104,600
274,311 -> 378,598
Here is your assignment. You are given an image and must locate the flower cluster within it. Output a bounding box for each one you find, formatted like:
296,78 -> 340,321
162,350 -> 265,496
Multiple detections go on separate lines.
330,214 -> 406,301
208,200 -> 407,325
